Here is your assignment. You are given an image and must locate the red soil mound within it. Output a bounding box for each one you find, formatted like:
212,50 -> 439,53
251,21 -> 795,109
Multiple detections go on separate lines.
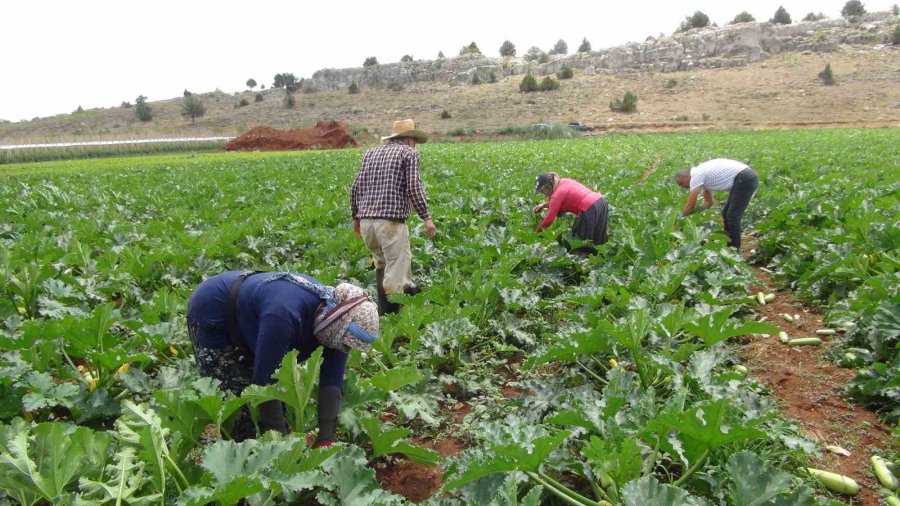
224,121 -> 359,151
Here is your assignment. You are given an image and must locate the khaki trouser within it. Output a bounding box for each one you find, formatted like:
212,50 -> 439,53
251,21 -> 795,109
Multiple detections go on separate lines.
360,219 -> 412,295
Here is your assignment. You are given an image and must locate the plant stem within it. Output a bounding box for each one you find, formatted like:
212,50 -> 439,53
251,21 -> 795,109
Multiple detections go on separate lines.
576,359 -> 608,385
260,490 -> 277,506
525,471 -> 594,506
165,453 -> 190,491
590,356 -> 610,372
673,449 -> 709,487
631,349 -> 650,389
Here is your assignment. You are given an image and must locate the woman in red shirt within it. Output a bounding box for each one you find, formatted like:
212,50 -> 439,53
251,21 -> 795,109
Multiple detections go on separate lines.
533,172 -> 609,245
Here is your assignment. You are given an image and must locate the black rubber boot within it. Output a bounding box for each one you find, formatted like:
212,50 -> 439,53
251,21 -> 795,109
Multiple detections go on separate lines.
315,385 -> 343,444
375,268 -> 402,314
375,268 -> 390,315
257,400 -> 289,435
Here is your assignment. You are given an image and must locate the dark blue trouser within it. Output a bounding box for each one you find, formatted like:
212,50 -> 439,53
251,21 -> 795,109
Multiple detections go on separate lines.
722,167 -> 759,250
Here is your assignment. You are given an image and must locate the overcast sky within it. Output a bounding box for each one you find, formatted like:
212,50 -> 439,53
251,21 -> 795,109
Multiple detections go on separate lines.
1,0 -> 894,123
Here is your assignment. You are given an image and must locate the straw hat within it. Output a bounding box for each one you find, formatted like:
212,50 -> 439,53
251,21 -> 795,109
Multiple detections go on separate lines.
381,119 -> 428,143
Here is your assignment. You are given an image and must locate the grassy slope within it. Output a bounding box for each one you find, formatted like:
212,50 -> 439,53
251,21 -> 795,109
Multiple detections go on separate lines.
1,49 -> 899,145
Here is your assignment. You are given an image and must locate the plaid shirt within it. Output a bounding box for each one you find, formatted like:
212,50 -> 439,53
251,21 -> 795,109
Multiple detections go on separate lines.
351,141 -> 430,222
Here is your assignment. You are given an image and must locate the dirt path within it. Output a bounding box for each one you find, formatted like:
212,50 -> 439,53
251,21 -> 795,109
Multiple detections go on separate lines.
741,238 -> 895,505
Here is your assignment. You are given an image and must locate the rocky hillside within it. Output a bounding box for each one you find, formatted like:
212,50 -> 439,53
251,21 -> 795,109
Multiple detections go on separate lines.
1,13 -> 897,143
311,13 -> 898,89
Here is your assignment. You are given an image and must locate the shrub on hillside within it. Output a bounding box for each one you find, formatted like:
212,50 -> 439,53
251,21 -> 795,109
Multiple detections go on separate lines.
440,110 -> 452,119
438,51 -> 445,59
255,93 -> 264,102
283,91 -> 295,108
363,57 -> 378,67
135,95 -> 152,122
818,63 -> 835,85
556,66 -> 574,79
181,94 -> 206,123
238,98 -> 249,107
401,55 -> 413,63
664,78 -> 678,89
387,81 -> 405,91
524,46 -> 543,61
471,73 -> 481,85
459,42 -> 481,55
121,101 -> 132,108
519,73 -> 539,92
538,52 -> 550,64
488,70 -> 498,83
549,39 -> 568,55
771,6 -> 792,24
273,73 -> 299,91
731,11 -> 756,24
893,3 -> 899,15
348,82 -> 360,94
841,0 -> 866,17
578,37 -> 591,53
609,91 -> 638,112
803,12 -> 826,21
499,40 -> 516,57
539,76 -> 560,91
690,11 -> 711,28
676,11 -> 710,32
893,25 -> 900,45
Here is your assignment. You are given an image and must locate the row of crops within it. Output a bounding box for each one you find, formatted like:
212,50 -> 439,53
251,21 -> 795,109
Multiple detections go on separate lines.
0,129 -> 897,504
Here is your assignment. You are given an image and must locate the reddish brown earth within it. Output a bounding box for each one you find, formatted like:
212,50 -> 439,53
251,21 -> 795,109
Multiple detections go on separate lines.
375,436 -> 467,503
741,238 -> 895,505
223,121 -> 358,151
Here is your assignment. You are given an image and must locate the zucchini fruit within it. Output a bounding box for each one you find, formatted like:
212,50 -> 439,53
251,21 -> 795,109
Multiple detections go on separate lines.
789,338 -> 822,346
805,468 -> 859,496
872,455 -> 899,490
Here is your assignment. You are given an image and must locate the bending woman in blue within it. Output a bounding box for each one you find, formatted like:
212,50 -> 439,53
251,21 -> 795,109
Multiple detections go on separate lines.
186,271 -> 379,445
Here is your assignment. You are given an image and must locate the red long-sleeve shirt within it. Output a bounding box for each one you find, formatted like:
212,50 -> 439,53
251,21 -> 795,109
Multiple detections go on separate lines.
538,178 -> 602,230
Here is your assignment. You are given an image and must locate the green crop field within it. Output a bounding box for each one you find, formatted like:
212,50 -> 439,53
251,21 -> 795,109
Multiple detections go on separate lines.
0,129 -> 897,505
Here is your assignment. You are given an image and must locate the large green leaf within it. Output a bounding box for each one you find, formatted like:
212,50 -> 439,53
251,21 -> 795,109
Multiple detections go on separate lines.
361,416 -> 438,465
683,306 -> 780,346
621,476 -> 711,506
0,418 -> 111,504
443,431 -> 569,490
643,398 -> 765,466
75,447 -> 162,506
240,349 -> 322,433
316,445 -> 404,505
369,366 -> 423,392
726,451 -> 795,506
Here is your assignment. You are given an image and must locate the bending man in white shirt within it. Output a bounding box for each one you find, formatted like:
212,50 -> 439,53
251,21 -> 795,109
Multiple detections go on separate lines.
674,158 -> 759,250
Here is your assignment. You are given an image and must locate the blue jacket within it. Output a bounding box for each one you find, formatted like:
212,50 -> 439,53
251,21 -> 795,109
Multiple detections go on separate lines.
186,271 -> 347,387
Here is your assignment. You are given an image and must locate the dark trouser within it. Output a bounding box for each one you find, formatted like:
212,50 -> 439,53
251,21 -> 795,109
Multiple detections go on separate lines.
571,197 -> 609,245
722,167 -> 758,250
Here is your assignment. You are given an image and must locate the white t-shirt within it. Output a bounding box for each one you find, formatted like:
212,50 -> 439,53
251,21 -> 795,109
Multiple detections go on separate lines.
689,159 -> 749,191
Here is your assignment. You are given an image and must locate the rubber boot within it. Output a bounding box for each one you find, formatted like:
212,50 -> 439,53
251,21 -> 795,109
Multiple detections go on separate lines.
375,268 -> 390,315
315,385 -> 343,445
257,400 -> 289,435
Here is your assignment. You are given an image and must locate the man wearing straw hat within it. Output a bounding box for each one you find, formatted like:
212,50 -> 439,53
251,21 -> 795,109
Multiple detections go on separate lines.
351,119 -> 436,315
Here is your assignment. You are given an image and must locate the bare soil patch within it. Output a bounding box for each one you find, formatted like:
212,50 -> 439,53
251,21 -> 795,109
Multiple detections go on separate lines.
376,458 -> 443,503
223,121 -> 358,151
740,238 -> 895,505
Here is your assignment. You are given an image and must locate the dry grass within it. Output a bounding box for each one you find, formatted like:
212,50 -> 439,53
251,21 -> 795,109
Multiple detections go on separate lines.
2,47 -> 898,144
